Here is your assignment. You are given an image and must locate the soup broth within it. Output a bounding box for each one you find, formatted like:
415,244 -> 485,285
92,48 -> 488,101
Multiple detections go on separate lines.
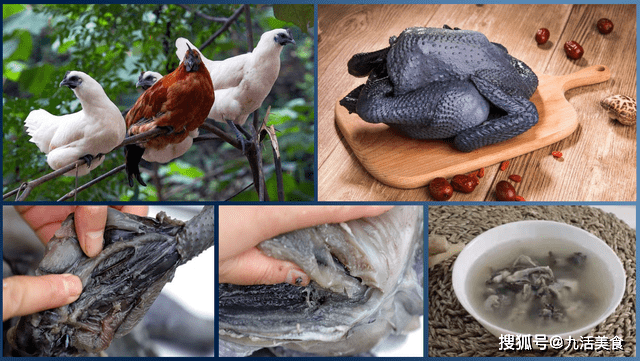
466,238 -> 614,335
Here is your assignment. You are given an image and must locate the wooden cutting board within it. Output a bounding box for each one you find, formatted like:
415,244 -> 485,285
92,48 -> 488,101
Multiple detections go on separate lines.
335,65 -> 611,189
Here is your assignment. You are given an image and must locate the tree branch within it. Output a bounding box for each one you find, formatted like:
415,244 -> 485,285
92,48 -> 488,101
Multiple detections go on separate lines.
200,120 -> 240,148
244,4 -> 253,52
8,160 -> 91,201
150,162 -> 164,201
225,182 -> 254,201
264,124 -> 284,201
57,164 -> 126,202
200,5 -> 246,51
177,4 -> 229,22
192,134 -> 220,143
4,126 -> 170,201
118,127 -> 168,149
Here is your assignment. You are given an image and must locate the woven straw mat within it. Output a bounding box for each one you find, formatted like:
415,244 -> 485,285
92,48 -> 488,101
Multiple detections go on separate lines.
428,206 -> 635,357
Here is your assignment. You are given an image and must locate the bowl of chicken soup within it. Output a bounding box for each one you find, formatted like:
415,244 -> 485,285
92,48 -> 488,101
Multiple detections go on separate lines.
452,221 -> 625,341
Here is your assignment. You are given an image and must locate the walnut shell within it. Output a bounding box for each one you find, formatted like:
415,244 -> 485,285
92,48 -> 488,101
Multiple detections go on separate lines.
601,94 -> 636,126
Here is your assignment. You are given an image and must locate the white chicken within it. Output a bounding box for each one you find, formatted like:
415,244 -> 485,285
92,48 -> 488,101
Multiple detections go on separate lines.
175,28 -> 295,151
24,71 -> 126,176
131,70 -> 199,164
136,71 -> 163,91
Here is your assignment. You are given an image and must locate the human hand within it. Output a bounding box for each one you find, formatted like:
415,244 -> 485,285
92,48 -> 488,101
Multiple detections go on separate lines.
16,206 -> 148,257
219,206 -> 393,286
3,274 -> 82,321
4,206 -> 148,321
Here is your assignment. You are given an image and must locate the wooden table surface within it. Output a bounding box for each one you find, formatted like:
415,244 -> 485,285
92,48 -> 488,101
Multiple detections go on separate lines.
318,4 -> 636,201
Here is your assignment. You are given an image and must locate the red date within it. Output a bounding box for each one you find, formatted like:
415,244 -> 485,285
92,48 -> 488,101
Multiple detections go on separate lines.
564,41 -> 584,60
597,18 -> 614,34
429,177 -> 453,201
451,174 -> 478,193
535,28 -> 550,44
496,180 -> 517,201
469,173 -> 479,187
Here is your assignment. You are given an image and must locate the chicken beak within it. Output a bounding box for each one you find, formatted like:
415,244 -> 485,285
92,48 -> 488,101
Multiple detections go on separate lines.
60,71 -> 81,89
277,30 -> 296,46
136,71 -> 146,88
276,37 -> 295,46
184,48 -> 201,72
286,29 -> 296,45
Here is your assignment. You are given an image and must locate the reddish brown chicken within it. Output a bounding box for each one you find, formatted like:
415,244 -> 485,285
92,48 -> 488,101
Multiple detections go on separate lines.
125,46 -> 214,186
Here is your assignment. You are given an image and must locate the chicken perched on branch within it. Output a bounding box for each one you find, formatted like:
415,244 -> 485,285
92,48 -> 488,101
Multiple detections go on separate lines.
121,72 -> 164,118
175,28 -> 295,152
132,70 -> 201,165
24,71 -> 126,176
124,46 -> 214,187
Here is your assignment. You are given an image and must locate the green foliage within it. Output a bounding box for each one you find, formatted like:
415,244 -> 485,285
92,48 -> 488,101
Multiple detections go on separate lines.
4,30 -> 32,62
167,160 -> 205,179
272,5 -> 314,33
3,4 -> 315,201
3,4 -> 26,19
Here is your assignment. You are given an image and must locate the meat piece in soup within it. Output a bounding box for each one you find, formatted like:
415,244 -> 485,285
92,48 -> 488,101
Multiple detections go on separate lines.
468,247 -> 610,335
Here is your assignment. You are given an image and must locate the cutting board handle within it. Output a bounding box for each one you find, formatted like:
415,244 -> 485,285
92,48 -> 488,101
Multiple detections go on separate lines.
557,65 -> 611,92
